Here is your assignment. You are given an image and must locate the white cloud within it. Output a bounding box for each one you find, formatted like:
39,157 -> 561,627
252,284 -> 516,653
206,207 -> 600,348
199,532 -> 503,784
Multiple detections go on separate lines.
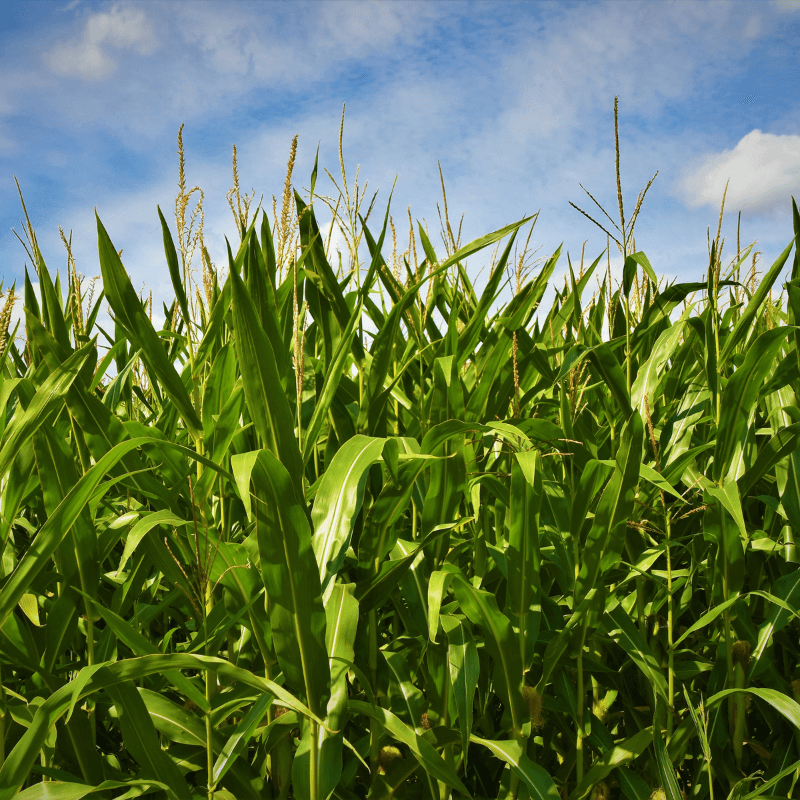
167,0 -> 440,84
673,129 -> 800,218
0,129 -> 14,152
743,15 -> 763,38
44,3 -> 157,81
3,0 -> 797,303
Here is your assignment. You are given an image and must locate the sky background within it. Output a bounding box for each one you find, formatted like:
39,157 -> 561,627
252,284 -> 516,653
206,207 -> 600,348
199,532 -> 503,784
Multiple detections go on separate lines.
2,0 -> 800,333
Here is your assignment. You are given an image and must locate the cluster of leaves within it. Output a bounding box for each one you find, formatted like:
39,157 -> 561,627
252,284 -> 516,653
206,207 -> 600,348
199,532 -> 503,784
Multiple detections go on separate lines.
1,110 -> 800,800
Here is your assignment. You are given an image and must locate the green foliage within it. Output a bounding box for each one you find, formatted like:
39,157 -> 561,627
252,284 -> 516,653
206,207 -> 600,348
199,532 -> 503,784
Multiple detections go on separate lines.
1,105 -> 800,800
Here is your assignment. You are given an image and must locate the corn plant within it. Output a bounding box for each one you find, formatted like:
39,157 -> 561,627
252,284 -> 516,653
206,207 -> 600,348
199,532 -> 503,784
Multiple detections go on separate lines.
0,98 -> 799,800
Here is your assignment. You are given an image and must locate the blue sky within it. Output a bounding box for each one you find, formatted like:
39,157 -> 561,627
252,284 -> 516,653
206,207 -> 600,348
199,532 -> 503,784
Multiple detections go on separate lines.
2,0 -> 800,331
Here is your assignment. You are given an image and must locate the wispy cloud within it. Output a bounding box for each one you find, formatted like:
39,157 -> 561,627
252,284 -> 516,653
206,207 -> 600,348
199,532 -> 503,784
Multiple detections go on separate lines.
44,3 -> 157,81
1,0 -> 798,315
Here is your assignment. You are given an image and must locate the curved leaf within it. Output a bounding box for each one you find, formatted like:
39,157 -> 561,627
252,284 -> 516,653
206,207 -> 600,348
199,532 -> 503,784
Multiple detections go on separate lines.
311,435 -> 385,601
469,736 -> 559,800
250,449 -> 330,716
349,700 -> 471,798
0,653 -> 322,800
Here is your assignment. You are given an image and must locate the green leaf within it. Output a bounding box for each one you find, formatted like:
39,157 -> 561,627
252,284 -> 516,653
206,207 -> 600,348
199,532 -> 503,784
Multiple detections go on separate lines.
358,283 -> 427,435
742,756 -> 800,800
17,780 -> 178,800
138,687 -> 210,747
32,425 -> 99,606
575,412 -> 643,613
349,700 -> 471,798
311,435 -> 386,601
751,569 -> 800,677
427,570 -> 454,643
706,687 -> 800,731
358,448 -> 429,577
230,260 -> 304,499
623,251 -> 658,298
602,607 -> 668,701
355,523 -> 456,613
556,343 -> 631,418
116,511 -> 188,576
469,736 -> 560,800
673,595 -> 739,647
96,213 -> 202,438
105,680 -> 192,800
682,686 -> 711,763
0,341 -> 93,482
714,327 -> 795,482
631,308 -> 690,414
157,205 -> 191,331
568,727 -> 653,800
719,237 -> 797,365
506,450 -> 542,670
442,614 -> 479,766
456,226 -> 524,363
450,570 -> 528,737
79,591 -> 208,712
652,718 -> 683,800
293,583 -> 359,800
34,246 -> 70,351
302,297 -> 364,465
25,310 -> 180,512
0,435 -> 232,632
249,448 -> 330,716
0,653 -> 322,800
706,478 -> 747,541
213,695 -> 272,786
383,649 -> 426,733
738,421 -> 800,497
534,589 -> 601,693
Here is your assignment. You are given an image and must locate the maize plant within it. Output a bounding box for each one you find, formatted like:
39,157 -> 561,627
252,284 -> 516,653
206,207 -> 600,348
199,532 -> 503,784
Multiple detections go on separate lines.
0,99 -> 799,800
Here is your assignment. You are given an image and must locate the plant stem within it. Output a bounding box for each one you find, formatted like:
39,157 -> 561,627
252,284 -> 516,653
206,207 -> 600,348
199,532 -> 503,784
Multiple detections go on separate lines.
573,535 -> 580,588
440,702 -> 454,800
369,607 -> 380,777
665,508 -> 675,740
206,668 -> 215,800
86,616 -> 96,746
636,573 -> 646,640
0,665 -> 5,769
310,721 -> 320,800
297,364 -> 304,454
625,296 -> 632,394
732,656 -> 746,770
576,646 -> 585,786
712,278 -> 721,426
719,512 -> 736,735
205,584 -> 215,800
708,761 -> 715,800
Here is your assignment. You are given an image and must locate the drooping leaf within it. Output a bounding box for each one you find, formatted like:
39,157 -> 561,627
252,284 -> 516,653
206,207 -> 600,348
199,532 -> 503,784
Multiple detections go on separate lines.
249,448 -> 330,716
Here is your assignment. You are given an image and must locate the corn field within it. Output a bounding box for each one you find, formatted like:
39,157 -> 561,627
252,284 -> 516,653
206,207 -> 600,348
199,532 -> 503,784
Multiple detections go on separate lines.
0,100 -> 799,800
